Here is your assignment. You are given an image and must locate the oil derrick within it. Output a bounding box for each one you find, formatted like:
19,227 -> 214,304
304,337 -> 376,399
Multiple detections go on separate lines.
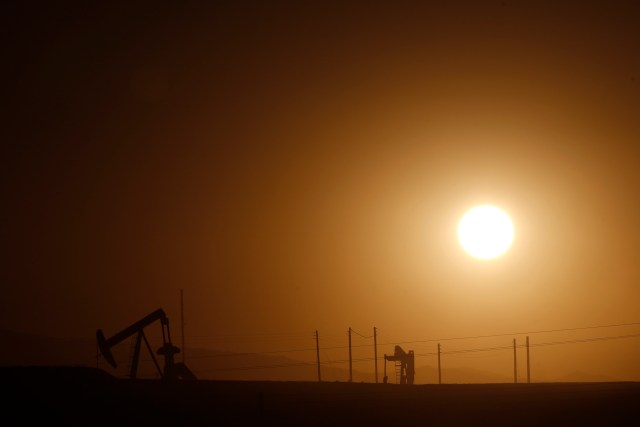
96,308 -> 196,380
383,345 -> 415,385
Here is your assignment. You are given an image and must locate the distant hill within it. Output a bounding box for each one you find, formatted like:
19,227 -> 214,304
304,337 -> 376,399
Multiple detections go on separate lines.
415,363 -> 512,384
1,329 -> 617,383
0,328 -> 361,381
171,346 -> 365,382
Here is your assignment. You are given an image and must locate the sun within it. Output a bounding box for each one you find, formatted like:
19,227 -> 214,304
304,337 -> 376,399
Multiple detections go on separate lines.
457,205 -> 514,259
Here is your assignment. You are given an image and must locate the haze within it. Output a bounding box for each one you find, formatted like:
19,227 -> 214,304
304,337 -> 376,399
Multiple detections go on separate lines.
2,1 -> 640,382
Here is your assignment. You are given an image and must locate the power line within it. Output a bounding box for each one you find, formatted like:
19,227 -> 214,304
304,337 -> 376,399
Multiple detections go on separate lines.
190,331 -> 640,374
138,333 -> 640,372
177,321 -> 640,362
376,321 -> 640,347
415,332 -> 640,358
128,331 -> 640,377
197,356 -> 379,373
112,321 -> 640,370
529,332 -> 640,348
188,332 -> 314,338
186,347 -> 317,359
197,361 -> 315,373
350,329 -> 373,339
124,322 -> 640,377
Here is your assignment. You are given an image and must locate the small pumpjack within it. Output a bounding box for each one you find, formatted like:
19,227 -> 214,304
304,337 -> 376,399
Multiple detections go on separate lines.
383,345 -> 415,385
96,308 -> 196,380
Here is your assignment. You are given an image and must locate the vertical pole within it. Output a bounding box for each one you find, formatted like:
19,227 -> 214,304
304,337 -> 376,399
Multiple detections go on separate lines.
526,336 -> 531,384
513,338 -> 517,384
348,327 -> 353,382
373,327 -> 378,384
383,354 -> 387,383
96,341 -> 100,369
437,343 -> 442,385
130,331 -> 143,379
180,289 -> 185,363
315,330 -> 322,382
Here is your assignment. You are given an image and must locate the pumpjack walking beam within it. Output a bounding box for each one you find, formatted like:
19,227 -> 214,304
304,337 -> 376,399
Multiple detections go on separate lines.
97,309 -> 166,368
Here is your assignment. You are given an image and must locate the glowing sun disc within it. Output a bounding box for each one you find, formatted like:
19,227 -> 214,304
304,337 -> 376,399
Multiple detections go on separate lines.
457,205 -> 514,259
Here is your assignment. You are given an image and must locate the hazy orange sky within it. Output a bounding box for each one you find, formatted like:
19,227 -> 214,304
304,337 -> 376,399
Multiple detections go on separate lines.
3,1 -> 640,380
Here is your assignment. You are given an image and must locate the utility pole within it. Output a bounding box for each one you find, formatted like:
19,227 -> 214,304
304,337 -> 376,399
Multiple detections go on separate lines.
315,330 -> 322,382
348,327 -> 353,382
373,326 -> 378,383
513,338 -> 517,384
526,336 -> 531,384
437,343 -> 442,385
383,353 -> 387,383
180,289 -> 185,363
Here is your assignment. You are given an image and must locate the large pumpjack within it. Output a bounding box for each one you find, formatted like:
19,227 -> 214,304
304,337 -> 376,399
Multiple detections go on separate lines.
96,308 -> 196,380
383,345 -> 415,385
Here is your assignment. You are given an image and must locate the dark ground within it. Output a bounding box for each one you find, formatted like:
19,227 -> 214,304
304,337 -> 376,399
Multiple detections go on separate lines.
3,367 -> 639,426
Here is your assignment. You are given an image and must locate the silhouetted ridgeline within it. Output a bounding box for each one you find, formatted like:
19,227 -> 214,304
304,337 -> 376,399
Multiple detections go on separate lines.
0,329 -> 622,383
0,328 -> 362,381
4,366 -> 639,426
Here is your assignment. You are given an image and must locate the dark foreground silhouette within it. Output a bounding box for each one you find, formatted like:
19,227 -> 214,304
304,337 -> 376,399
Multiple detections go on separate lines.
4,367 -> 639,426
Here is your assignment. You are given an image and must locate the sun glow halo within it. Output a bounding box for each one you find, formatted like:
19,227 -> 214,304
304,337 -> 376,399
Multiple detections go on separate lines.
457,205 -> 514,259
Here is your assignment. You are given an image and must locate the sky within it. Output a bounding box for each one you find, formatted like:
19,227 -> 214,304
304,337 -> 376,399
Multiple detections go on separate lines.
3,1 -> 640,380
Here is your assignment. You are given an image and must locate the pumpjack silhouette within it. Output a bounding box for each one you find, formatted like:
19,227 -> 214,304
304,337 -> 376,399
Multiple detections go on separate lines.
96,308 -> 196,380
383,345 -> 415,385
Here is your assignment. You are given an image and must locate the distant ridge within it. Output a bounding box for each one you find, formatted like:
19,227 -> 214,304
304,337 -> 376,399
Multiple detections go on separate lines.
0,329 -> 622,383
